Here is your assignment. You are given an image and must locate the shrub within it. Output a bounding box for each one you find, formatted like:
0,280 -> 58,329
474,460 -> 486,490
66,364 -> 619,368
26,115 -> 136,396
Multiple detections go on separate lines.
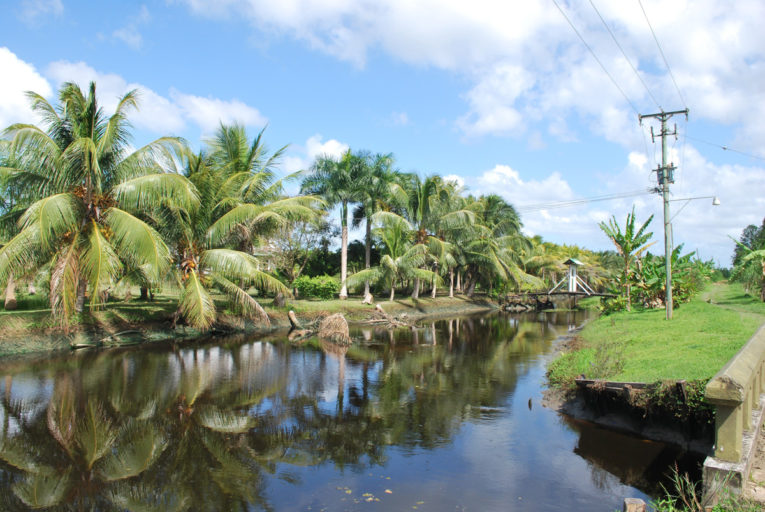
293,275 -> 340,300
599,295 -> 627,315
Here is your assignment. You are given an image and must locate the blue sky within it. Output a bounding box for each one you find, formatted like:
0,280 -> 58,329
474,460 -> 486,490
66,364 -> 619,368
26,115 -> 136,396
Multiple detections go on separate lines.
2,0 -> 764,265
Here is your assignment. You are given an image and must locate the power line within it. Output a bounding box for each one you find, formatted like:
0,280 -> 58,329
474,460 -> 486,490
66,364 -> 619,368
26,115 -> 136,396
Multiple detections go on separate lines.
588,0 -> 662,111
683,134 -> 765,162
637,0 -> 687,109
552,0 -> 640,115
517,188 -> 655,212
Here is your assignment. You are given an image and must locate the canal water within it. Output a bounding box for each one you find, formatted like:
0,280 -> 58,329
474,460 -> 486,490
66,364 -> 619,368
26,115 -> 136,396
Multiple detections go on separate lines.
0,310 -> 701,511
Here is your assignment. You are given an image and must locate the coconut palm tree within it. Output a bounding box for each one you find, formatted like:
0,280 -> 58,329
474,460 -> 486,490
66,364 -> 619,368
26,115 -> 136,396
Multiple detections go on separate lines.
347,212 -> 438,301
459,194 -> 537,295
599,207 -> 655,311
301,150 -> 366,299
390,174 -> 475,298
173,140 -> 321,330
352,152 -> 407,298
0,82 -> 198,324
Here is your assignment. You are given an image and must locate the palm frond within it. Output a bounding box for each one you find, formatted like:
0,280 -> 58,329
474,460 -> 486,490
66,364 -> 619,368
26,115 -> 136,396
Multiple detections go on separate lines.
98,421 -> 166,481
0,225 -> 45,287
19,193 -> 82,252
179,269 -> 216,330
196,406 -> 256,433
108,482 -> 190,512
12,471 -> 71,509
104,207 -> 171,282
76,400 -> 117,471
81,220 -> 122,305
49,236 -> 82,321
117,137 -> 190,181
211,273 -> 270,325
112,173 -> 199,213
201,249 -> 289,296
346,266 -> 387,291
0,439 -> 55,476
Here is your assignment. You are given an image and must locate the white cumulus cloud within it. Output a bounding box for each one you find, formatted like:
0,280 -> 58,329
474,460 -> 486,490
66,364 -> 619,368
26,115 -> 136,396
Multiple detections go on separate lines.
177,0 -> 765,156
45,58 -> 266,135
0,47 -> 52,129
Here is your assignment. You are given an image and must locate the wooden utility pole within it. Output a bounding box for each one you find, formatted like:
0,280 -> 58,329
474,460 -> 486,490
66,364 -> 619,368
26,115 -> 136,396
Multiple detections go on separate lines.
639,109 -> 688,320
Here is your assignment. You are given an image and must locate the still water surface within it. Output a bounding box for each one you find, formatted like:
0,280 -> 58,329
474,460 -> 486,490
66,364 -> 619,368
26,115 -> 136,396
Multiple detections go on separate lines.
0,311 -> 699,511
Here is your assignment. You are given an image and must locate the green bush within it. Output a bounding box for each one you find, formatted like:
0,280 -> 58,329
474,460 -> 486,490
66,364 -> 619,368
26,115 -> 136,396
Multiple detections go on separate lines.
293,275 -> 340,300
599,295 -> 627,315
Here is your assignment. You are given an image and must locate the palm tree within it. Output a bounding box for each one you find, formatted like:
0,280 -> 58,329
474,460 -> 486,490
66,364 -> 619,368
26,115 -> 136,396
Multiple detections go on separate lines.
352,152 -> 406,298
394,174 -> 475,298
599,207 -> 655,311
175,133 -> 321,330
301,150 -> 366,299
0,374 -> 167,510
0,82 -> 198,324
347,212 -> 438,301
450,194 -> 535,296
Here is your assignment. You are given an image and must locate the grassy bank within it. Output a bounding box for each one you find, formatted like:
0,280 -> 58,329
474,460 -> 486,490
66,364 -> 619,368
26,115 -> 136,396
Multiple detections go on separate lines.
0,292 -> 496,357
548,281 -> 765,388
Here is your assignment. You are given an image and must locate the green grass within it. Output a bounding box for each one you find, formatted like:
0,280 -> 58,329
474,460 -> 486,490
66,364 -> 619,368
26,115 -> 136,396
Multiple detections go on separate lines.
548,282 -> 765,387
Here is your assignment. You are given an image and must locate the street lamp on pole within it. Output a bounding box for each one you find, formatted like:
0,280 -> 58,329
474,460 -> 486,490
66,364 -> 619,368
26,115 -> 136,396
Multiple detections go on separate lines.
661,194 -> 720,318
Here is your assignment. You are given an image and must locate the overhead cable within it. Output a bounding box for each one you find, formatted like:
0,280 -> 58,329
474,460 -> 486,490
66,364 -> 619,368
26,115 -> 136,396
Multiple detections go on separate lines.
517,188 -> 655,212
637,0 -> 688,109
552,0 -> 640,115
588,0 -> 662,111
683,134 -> 765,162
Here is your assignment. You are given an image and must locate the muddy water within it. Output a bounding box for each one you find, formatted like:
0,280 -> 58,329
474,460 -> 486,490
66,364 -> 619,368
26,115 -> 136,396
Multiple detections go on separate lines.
0,310 -> 701,511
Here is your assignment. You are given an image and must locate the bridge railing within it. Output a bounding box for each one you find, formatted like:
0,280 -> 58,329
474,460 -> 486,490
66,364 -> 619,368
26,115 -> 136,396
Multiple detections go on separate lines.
705,324 -> 765,463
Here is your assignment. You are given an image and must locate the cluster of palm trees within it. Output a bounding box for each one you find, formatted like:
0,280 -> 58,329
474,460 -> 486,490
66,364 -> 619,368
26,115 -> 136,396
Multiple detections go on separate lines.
301,152 -> 546,301
0,81 -> 617,331
0,82 -> 321,330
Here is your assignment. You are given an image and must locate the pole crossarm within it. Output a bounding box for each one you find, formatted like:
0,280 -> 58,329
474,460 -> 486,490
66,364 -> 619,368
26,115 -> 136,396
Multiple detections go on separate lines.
638,109 -> 689,124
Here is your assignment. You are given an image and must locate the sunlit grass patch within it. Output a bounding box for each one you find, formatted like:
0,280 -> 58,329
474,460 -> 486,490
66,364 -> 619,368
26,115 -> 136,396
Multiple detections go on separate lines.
548,282 -> 765,386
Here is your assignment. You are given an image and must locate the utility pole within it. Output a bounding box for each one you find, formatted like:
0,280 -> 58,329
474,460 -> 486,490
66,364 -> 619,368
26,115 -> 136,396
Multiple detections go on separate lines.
639,109 -> 688,320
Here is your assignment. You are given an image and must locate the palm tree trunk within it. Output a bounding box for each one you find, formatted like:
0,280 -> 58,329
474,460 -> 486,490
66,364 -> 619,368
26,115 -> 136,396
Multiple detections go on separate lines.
339,200 -> 349,300
3,274 -> 17,311
75,279 -> 87,313
363,217 -> 372,297
624,262 -> 631,311
465,277 -> 476,297
456,271 -> 462,293
411,277 -> 420,299
431,263 -> 437,298
390,285 -> 395,301
449,268 -> 454,298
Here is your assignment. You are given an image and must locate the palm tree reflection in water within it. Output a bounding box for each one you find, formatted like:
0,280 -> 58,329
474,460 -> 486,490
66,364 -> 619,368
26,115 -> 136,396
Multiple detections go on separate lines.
0,312 -> 588,510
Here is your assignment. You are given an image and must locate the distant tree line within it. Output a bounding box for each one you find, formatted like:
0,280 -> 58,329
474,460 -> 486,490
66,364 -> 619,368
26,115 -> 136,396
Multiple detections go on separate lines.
4,81 -> 723,329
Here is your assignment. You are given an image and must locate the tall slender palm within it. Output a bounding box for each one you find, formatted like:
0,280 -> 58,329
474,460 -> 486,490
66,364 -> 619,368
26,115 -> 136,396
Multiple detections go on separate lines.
301,150 -> 366,299
352,152 -> 406,298
599,207 -> 655,311
0,82 -> 198,324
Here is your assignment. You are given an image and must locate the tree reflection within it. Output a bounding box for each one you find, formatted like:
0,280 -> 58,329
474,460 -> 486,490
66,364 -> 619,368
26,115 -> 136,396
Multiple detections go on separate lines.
0,311 -> 588,510
0,345 -> 286,511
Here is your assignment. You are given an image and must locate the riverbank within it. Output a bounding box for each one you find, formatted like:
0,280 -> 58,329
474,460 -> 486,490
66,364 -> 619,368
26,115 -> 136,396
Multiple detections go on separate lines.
548,281 -> 765,387
0,293 -> 498,357
543,281 -> 765,451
